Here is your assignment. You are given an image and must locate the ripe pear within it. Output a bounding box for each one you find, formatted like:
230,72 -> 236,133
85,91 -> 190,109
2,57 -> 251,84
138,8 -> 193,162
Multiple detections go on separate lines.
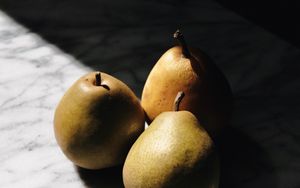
123,92 -> 219,188
141,30 -> 233,137
54,72 -> 145,169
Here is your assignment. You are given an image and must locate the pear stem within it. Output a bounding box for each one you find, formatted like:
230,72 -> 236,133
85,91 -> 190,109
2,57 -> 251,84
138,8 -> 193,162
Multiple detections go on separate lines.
95,72 -> 101,86
174,91 -> 185,111
173,29 -> 191,58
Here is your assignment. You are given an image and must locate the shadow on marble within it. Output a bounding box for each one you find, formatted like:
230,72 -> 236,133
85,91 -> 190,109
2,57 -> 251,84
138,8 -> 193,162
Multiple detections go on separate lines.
0,0 -> 243,95
76,165 -> 124,188
215,0 -> 300,49
217,127 -> 278,188
1,0 -> 300,187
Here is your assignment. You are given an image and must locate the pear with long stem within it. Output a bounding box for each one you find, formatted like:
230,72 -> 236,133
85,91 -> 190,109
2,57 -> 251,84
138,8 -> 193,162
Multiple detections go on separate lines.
141,29 -> 233,138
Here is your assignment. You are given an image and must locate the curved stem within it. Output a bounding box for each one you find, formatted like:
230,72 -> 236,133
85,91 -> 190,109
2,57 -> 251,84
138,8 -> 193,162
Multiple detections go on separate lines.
173,29 -> 191,58
95,72 -> 101,86
173,91 -> 185,111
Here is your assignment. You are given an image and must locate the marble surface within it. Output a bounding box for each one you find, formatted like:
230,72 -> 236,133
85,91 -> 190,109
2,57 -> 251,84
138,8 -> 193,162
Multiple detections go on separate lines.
0,11 -> 92,188
0,0 -> 300,187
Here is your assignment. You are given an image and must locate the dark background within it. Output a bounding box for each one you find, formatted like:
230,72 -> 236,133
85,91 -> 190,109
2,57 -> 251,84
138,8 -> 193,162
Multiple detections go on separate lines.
216,0 -> 300,48
1,0 -> 299,187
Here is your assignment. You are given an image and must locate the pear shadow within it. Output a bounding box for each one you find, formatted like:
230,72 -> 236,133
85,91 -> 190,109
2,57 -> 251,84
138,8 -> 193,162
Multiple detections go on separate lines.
76,165 -> 124,188
216,127 -> 279,188
1,1 -> 299,187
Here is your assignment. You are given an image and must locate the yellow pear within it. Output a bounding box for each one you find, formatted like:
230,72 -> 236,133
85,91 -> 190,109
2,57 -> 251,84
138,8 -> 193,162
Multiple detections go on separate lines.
141,30 -> 233,137
123,92 -> 219,188
54,72 -> 145,169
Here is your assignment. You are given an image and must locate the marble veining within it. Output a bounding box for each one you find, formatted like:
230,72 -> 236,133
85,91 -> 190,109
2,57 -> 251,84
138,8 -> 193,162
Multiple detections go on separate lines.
0,0 -> 300,187
0,11 -> 90,188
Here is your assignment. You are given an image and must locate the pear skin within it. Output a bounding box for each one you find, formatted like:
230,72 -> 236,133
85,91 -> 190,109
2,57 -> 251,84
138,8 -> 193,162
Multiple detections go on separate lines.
123,110 -> 219,188
141,30 -> 233,137
54,72 -> 145,169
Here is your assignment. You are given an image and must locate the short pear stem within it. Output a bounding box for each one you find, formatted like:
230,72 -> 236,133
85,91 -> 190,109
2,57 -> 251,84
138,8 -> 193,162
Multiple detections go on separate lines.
174,91 -> 185,111
173,29 -> 191,58
95,72 -> 101,86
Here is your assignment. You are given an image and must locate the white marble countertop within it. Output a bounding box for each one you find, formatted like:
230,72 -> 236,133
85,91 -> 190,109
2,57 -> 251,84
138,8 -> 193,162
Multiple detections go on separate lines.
1,0 -> 300,187
0,11 -> 94,188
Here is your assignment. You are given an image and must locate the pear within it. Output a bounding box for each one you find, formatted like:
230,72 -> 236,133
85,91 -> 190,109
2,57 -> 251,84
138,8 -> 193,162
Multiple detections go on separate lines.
54,72 -> 145,169
123,92 -> 219,188
141,30 -> 233,137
